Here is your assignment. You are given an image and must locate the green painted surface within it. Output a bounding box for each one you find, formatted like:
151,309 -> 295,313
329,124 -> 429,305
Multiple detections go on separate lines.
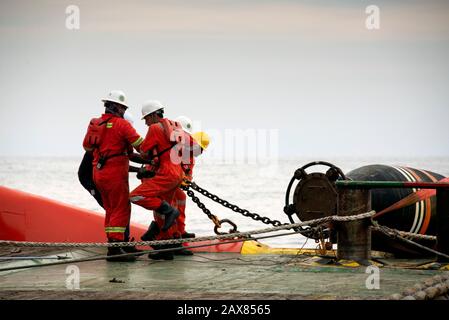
0,249 -> 445,299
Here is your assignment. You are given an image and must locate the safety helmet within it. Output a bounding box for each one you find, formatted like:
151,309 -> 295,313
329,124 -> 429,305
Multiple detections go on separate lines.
175,116 -> 193,133
124,110 -> 134,125
141,100 -> 165,120
101,90 -> 129,108
191,131 -> 210,150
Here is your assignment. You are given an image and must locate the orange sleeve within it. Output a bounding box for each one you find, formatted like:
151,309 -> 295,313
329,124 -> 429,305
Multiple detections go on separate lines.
140,124 -> 163,154
120,119 -> 143,151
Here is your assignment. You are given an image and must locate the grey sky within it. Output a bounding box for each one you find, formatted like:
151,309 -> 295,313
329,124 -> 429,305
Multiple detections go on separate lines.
1,0 -> 448,158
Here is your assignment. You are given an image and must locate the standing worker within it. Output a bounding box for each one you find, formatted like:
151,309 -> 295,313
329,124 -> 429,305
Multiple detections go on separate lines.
129,100 -> 185,254
82,90 -> 144,262
173,116 -> 196,240
78,110 -> 136,208
172,116 -> 210,240
171,129 -> 210,256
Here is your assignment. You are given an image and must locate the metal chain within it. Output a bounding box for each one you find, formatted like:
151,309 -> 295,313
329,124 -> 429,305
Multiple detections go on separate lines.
390,274 -> 449,300
182,182 -> 285,227
183,187 -> 218,222
0,211 -> 375,248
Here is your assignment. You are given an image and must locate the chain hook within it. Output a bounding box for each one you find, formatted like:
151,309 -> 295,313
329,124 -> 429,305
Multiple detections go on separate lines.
214,219 -> 238,235
181,178 -> 192,187
210,215 -> 221,228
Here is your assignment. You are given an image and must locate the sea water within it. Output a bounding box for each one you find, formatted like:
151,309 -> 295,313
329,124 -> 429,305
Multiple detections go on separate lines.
1,156 -> 449,248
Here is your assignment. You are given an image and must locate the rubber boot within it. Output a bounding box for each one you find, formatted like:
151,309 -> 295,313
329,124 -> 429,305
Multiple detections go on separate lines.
148,243 -> 174,261
141,221 -> 160,241
157,201 -> 180,232
181,232 -> 196,239
122,236 -> 145,256
106,239 -> 137,262
172,243 -> 194,256
141,222 -> 174,260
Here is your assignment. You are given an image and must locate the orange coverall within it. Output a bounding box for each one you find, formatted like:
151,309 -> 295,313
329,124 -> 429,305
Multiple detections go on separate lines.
83,114 -> 143,241
129,121 -> 184,230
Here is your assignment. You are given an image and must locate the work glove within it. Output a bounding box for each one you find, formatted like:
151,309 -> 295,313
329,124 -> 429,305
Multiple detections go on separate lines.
136,167 -> 155,180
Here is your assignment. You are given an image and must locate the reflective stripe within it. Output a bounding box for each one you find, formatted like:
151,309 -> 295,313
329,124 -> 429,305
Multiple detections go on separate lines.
105,227 -> 126,233
132,136 -> 143,147
130,195 -> 145,203
106,123 -> 113,128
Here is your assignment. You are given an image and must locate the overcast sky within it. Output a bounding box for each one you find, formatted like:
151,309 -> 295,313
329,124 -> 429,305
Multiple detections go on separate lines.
1,0 -> 448,159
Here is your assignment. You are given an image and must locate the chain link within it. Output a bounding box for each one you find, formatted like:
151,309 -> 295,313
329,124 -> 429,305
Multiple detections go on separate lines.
182,182 -> 286,227
390,274 -> 449,300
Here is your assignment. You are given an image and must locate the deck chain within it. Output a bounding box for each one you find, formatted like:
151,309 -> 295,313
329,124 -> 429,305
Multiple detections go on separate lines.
182,182 -> 285,227
390,274 -> 449,300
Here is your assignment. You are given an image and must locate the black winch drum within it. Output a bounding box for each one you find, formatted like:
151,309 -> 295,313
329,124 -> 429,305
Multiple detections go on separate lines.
346,165 -> 445,256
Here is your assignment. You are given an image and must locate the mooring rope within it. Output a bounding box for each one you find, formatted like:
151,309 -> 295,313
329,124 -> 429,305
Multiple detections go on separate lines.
0,229 -> 306,272
372,222 -> 449,260
0,211 -> 376,248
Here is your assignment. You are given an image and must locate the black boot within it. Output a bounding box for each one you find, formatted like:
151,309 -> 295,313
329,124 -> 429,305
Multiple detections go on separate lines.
141,221 -> 160,241
122,237 -> 145,256
181,232 -> 196,239
148,244 -> 174,260
106,239 -> 137,262
173,245 -> 194,256
141,222 -> 174,260
157,201 -> 180,232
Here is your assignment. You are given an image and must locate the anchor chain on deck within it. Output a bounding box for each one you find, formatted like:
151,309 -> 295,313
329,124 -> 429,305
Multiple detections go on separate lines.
182,181 -> 284,227
390,274 -> 449,300
181,181 -> 321,238
0,211 -> 375,248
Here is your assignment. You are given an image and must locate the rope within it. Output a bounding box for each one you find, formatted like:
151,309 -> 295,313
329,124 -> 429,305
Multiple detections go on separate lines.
0,211 -> 376,248
390,274 -> 449,300
394,230 -> 436,241
0,229 -> 304,272
372,222 -> 449,260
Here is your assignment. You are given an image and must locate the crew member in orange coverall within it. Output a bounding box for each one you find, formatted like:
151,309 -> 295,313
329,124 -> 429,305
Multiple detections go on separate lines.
129,100 -> 184,259
174,131 -> 210,240
82,90 -> 144,262
149,132 -> 201,257
138,128 -> 209,259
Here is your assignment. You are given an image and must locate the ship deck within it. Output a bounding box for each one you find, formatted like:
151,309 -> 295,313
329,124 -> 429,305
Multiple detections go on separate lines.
1,246 -> 448,300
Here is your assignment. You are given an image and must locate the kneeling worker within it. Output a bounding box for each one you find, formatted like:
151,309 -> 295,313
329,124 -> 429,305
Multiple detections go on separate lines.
129,100 -> 184,248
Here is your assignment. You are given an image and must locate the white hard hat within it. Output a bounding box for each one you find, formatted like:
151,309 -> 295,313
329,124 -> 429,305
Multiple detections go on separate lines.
101,90 -> 129,108
175,116 -> 193,133
141,100 -> 165,120
124,110 -> 134,125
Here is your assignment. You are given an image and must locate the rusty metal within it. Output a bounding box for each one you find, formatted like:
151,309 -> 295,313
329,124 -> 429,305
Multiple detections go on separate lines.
182,186 -> 239,234
336,188 -> 372,262
436,188 -> 449,262
293,172 -> 338,222
214,219 -> 238,235
284,161 -> 345,240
